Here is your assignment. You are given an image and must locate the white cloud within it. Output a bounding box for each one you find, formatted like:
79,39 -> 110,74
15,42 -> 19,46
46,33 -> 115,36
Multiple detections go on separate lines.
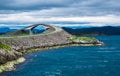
0,12 -> 120,25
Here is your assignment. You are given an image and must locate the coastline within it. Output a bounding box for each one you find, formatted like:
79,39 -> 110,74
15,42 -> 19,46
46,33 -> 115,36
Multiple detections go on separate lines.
0,57 -> 25,73
0,24 -> 104,73
22,42 -> 103,54
0,42 -> 103,74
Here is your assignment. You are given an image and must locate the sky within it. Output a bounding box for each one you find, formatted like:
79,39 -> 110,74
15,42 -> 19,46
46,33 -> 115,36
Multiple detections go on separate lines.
0,0 -> 120,26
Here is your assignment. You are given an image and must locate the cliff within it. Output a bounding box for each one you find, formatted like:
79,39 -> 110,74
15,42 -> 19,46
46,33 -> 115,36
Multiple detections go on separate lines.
0,50 -> 22,64
0,42 -> 22,64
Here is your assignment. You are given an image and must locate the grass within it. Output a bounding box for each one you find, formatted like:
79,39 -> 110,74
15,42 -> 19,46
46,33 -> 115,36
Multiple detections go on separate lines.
0,42 -> 12,51
68,36 -> 96,41
14,32 -> 29,36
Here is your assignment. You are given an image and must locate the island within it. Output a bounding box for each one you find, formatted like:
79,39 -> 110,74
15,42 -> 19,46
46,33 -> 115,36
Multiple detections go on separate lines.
0,24 -> 103,73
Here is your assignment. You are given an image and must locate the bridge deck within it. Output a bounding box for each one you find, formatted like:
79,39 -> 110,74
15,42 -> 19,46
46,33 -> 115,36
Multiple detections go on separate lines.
2,24 -> 56,37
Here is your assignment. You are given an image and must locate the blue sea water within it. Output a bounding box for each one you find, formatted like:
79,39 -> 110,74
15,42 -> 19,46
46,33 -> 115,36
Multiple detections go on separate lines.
0,36 -> 120,76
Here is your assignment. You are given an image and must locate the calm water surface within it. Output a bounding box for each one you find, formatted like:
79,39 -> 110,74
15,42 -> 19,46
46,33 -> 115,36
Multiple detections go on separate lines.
1,36 -> 120,76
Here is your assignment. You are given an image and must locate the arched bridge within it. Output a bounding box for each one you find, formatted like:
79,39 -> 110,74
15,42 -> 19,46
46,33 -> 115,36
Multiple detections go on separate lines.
2,24 -> 59,37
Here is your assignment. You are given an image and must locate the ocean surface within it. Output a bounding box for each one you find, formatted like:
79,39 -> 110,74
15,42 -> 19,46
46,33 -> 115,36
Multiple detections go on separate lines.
0,36 -> 120,76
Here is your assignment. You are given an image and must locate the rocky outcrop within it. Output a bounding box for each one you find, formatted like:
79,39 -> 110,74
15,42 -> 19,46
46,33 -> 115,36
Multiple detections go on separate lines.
0,57 -> 25,73
0,49 -> 22,65
73,40 -> 102,44
0,44 -> 23,73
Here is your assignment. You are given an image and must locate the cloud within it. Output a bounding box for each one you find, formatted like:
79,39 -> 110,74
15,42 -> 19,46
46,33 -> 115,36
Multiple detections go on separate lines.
0,0 -> 120,25
0,12 -> 120,24
0,0 -> 80,10
0,0 -> 120,16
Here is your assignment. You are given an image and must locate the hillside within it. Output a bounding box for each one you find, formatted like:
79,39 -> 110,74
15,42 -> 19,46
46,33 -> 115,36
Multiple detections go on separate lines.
62,26 -> 120,36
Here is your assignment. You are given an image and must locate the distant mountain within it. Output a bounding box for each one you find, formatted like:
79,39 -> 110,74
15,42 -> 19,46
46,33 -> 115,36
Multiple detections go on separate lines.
0,27 -> 11,34
62,26 -> 120,36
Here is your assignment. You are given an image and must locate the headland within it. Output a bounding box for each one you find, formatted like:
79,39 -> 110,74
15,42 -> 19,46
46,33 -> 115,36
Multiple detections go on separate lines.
0,24 -> 103,73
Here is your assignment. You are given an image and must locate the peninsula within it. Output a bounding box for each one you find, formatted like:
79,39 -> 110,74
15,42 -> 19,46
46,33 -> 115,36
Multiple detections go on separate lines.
0,24 -> 103,73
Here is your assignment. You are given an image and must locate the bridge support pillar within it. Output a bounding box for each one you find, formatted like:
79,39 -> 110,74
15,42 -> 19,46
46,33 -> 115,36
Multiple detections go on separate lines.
29,29 -> 33,35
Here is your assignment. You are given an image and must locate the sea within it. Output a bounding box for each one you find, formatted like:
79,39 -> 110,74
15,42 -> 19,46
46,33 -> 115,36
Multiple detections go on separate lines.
0,25 -> 120,76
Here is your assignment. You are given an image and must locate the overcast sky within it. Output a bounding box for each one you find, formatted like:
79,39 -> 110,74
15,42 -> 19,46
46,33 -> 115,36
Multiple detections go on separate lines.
0,0 -> 120,25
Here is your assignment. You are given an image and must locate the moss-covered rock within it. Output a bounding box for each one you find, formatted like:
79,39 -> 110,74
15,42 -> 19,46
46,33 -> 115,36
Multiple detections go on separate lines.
68,36 -> 102,44
0,42 -> 22,65
0,57 -> 25,73
0,42 -> 23,73
68,36 -> 96,41
0,42 -> 12,51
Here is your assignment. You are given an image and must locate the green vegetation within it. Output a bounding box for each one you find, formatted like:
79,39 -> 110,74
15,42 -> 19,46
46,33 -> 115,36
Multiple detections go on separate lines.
68,36 -> 96,41
0,42 -> 12,51
14,32 -> 29,36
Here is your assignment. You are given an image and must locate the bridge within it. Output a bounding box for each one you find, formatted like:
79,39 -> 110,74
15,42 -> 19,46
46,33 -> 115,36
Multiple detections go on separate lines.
2,24 -> 58,37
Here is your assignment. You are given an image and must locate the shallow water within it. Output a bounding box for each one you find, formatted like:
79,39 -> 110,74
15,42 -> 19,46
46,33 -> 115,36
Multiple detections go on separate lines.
1,36 -> 120,76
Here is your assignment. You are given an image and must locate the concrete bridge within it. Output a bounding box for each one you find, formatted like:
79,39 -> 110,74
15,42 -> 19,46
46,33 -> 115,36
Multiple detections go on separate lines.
2,24 -> 57,37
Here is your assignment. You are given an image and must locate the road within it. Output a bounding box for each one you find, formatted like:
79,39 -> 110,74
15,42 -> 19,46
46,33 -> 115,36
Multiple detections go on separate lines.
0,24 -> 63,38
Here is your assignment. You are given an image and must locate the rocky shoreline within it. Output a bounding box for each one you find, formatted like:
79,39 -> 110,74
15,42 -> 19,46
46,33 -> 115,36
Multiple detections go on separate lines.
0,57 -> 25,73
0,25 -> 103,73
0,49 -> 22,64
